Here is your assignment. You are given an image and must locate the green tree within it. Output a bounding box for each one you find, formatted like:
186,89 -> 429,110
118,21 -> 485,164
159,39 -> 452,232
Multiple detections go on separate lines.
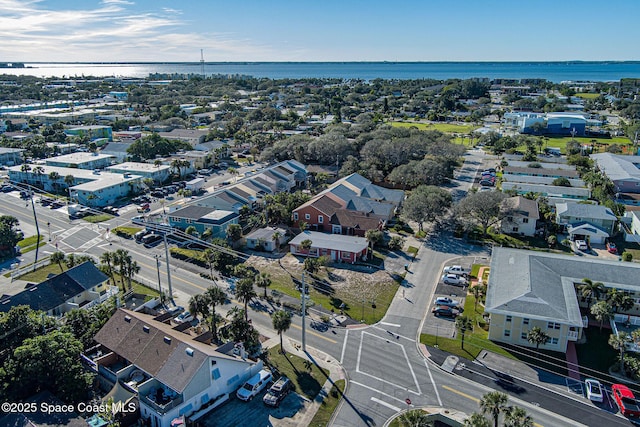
365,229 -> 383,249
464,413 -> 491,427
479,391 -> 509,427
226,223 -> 242,242
236,278 -> 257,322
255,272 -> 272,299
113,249 -> 131,291
188,293 -> 210,323
579,278 -> 604,309
609,332 -> 631,375
397,409 -> 433,426
271,309 -> 292,352
472,284 -> 487,311
271,230 -> 282,253
607,288 -> 635,313
455,316 -> 474,349
526,326 -> 550,351
0,215 -> 22,257
590,300 -> 613,332
5,331 -> 92,403
455,191 -> 508,236
300,239 -> 312,251
50,251 -> 66,272
99,251 -> 116,287
204,286 -> 227,343
503,406 -> 534,427
402,185 -> 452,232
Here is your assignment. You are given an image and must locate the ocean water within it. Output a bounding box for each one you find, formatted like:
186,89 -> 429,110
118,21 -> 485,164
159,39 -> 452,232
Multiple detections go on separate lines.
2,61 -> 640,82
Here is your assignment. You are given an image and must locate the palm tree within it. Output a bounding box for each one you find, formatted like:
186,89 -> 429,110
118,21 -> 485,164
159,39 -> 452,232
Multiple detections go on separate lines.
271,310 -> 292,352
185,225 -> 198,237
479,391 -> 508,427
99,251 -> 116,287
65,253 -> 77,268
235,278 -> 256,322
227,167 -> 239,183
189,294 -> 209,323
226,223 -> 242,243
170,159 -> 183,177
254,272 -> 272,299
472,284 -> 487,311
64,174 -> 75,202
609,332 -> 631,375
20,163 -> 31,173
398,409 -> 433,426
201,228 -> 213,241
50,251 -> 66,272
113,249 -> 130,291
33,166 -> 45,187
578,278 -> 604,309
300,239 -> 312,252
205,286 -> 227,342
607,288 -> 635,313
271,230 -> 282,253
464,413 -> 491,427
503,406 -> 534,427
526,326 -> 550,351
123,258 -> 140,292
203,248 -> 216,279
455,316 -> 474,349
48,171 -> 61,193
591,300 -> 613,332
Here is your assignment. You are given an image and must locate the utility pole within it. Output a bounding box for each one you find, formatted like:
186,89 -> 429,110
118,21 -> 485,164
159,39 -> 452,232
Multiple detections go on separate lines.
200,49 -> 205,77
301,272 -> 306,352
29,191 -> 41,271
154,254 -> 163,304
163,233 -> 174,305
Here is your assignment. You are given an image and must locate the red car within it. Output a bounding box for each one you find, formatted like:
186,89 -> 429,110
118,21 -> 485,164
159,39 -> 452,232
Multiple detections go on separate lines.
606,241 -> 617,254
612,384 -> 640,417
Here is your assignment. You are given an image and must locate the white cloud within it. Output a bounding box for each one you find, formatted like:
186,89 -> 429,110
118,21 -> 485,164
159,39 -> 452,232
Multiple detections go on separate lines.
101,0 -> 134,5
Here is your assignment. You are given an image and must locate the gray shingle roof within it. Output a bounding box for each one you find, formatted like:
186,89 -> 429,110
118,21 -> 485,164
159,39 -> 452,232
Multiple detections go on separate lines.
170,205 -> 215,220
556,202 -> 617,221
289,231 -> 368,253
486,248 -> 640,325
591,153 -> 640,183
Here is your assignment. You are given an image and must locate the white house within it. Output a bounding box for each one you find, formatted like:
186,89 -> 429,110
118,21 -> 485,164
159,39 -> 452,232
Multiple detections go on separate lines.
107,162 -> 171,184
94,309 -> 262,427
45,152 -> 115,169
500,196 -> 539,236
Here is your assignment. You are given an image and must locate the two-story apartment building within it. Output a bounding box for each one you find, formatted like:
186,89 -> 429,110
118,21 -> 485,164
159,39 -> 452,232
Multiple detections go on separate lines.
45,152 -> 116,169
107,162 -> 171,184
0,262 -> 117,316
485,248 -> 640,352
591,153 -> 640,194
93,309 -> 262,427
500,196 -> 539,236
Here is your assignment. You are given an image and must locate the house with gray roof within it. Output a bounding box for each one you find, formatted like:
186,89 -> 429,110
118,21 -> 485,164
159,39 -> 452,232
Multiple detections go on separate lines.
93,308 -> 262,427
167,205 -> 238,238
500,196 -> 539,236
501,181 -> 591,205
0,261 -> 117,316
244,227 -> 286,252
556,202 -> 617,243
591,153 -> 640,194
486,248 -> 640,352
289,230 -> 369,264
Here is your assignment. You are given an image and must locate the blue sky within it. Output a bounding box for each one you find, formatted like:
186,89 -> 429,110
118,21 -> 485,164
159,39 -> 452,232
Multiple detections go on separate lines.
1,0 -> 639,62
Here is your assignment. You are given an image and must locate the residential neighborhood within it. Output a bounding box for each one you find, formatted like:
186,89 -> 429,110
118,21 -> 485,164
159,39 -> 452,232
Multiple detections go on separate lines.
2,70 -> 640,427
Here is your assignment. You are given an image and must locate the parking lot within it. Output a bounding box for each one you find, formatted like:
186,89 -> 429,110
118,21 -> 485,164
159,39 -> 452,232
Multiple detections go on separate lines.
199,388 -> 307,427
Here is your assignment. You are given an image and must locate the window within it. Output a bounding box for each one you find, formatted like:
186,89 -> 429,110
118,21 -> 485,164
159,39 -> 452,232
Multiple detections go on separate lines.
521,332 -> 528,339
522,218 -> 529,223
523,318 -> 529,325
341,251 -> 351,259
504,330 -> 511,337
305,213 -> 310,220
507,216 -> 513,222
293,212 -> 298,221
547,322 -> 561,329
506,316 -> 512,322
212,368 -> 220,380
318,215 -> 323,223
227,374 -> 239,386
512,227 -> 519,232
550,337 -> 559,345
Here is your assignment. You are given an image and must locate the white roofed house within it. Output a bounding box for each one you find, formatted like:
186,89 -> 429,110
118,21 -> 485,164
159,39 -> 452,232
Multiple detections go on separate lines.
289,230 -> 369,264
244,227 -> 287,252
93,309 -> 262,427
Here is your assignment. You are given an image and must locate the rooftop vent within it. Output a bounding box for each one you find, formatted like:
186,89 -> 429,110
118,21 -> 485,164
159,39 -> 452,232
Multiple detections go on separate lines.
143,325 -> 150,333
124,315 -> 131,323
186,348 -> 194,357
164,336 -> 171,345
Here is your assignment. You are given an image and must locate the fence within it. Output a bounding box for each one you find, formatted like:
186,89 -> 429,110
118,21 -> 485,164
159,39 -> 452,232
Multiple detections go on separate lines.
10,256 -> 51,281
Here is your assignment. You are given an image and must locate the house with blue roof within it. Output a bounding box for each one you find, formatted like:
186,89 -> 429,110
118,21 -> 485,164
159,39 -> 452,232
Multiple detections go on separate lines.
555,202 -> 617,244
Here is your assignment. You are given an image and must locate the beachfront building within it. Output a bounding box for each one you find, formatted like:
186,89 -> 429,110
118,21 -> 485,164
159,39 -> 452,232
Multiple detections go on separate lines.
45,152 -> 116,170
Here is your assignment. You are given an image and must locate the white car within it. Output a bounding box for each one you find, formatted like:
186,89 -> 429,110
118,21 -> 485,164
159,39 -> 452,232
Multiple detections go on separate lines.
443,265 -> 468,275
237,369 -> 272,401
575,240 -> 588,251
435,297 -> 460,307
174,311 -> 194,324
585,378 -> 604,403
442,274 -> 467,286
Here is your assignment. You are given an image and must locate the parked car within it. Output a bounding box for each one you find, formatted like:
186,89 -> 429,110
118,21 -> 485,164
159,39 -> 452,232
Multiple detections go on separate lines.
137,203 -> 150,213
432,305 -> 460,318
102,206 -> 118,215
134,229 -> 151,242
585,378 -> 604,403
434,297 -> 461,308
263,375 -> 292,407
142,233 -> 162,246
19,190 -> 30,199
237,369 -> 273,402
173,311 -> 194,324
442,274 -> 467,286
575,240 -> 588,251
40,197 -> 53,206
606,241 -> 617,254
150,190 -> 164,198
612,383 -> 640,417
479,179 -> 495,187
443,265 -> 469,275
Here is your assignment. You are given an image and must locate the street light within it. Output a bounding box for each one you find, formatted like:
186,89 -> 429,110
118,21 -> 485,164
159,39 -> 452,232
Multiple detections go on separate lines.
47,221 -> 51,241
154,254 -> 163,303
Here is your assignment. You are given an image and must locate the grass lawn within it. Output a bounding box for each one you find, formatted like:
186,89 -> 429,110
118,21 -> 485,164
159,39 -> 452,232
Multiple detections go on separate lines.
308,379 -> 345,427
390,121 -> 479,134
266,345 -> 329,400
111,226 -> 142,238
18,262 -> 67,282
574,93 -> 600,99
537,136 -> 631,153
17,235 -> 47,253
83,214 -> 113,223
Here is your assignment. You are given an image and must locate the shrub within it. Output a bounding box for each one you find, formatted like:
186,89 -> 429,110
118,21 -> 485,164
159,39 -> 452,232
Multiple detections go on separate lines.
622,251 -> 633,262
388,235 -> 405,250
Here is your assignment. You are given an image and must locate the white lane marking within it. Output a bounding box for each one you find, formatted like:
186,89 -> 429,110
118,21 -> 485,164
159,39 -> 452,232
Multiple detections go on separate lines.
372,325 -> 415,342
340,329 -> 349,365
379,321 -> 401,327
356,331 -> 421,396
371,397 -> 401,412
425,359 -> 442,406
350,381 -> 407,405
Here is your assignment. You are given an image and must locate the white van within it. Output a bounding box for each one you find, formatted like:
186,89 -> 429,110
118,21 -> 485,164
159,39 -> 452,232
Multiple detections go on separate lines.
236,369 -> 272,401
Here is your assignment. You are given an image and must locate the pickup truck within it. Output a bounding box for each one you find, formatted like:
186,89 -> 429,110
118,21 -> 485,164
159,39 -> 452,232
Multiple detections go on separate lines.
613,384 -> 640,418
443,265 -> 469,275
